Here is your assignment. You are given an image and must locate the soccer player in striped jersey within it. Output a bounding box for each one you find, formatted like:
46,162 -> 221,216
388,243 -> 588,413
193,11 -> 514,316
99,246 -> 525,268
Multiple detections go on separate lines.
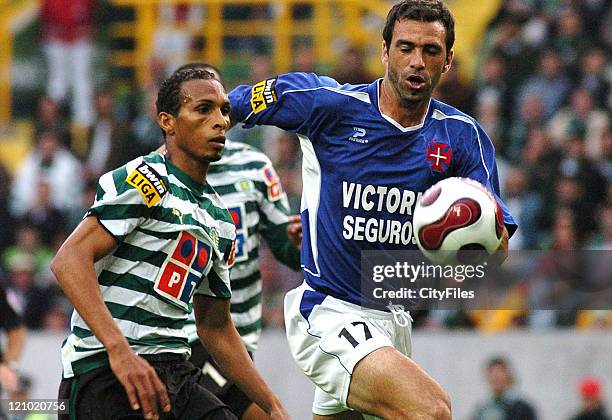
229,1 -> 515,418
51,69 -> 288,420
172,63 -> 302,420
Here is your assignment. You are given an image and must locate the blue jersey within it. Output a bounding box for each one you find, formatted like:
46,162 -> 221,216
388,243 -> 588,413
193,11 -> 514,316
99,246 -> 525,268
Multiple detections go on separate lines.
230,73 -> 517,306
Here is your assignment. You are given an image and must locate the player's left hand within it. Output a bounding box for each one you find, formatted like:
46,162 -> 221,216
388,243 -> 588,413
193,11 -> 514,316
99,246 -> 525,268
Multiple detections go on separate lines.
287,215 -> 302,251
0,362 -> 19,393
268,401 -> 290,420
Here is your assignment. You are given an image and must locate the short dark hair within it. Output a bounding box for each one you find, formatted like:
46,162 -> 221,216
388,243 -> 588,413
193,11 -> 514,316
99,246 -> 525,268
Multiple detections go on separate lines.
173,62 -> 224,86
156,68 -> 216,118
383,0 -> 455,53
156,68 -> 217,138
487,356 -> 510,369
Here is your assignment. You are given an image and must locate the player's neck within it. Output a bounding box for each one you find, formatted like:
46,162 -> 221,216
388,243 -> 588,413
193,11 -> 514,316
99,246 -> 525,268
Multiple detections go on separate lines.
165,145 -> 210,185
379,79 -> 429,128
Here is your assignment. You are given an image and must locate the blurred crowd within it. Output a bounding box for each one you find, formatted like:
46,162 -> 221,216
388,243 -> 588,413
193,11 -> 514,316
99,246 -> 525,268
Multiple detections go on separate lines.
0,0 -> 609,333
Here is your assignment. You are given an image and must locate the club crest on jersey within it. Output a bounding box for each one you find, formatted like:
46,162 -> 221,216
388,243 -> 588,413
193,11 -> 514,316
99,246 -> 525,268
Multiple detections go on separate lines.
209,227 -> 220,249
250,78 -> 277,114
234,179 -> 254,192
426,141 -> 453,173
262,165 -> 283,201
126,163 -> 167,207
154,231 -> 212,310
228,204 -> 248,263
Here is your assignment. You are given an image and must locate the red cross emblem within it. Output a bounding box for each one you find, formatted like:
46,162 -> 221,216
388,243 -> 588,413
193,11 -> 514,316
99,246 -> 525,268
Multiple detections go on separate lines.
426,141 -> 453,172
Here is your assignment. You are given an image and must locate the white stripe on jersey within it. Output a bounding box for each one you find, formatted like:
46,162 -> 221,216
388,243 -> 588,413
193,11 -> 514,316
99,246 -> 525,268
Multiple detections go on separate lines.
298,133 -> 322,277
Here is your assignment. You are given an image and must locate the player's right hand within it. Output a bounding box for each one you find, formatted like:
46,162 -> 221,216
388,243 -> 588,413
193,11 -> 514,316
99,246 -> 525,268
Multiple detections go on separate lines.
108,344 -> 171,420
269,402 -> 290,420
286,215 -> 302,251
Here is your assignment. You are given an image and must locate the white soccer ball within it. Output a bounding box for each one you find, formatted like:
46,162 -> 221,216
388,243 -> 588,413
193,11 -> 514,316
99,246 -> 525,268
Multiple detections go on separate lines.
413,177 -> 504,265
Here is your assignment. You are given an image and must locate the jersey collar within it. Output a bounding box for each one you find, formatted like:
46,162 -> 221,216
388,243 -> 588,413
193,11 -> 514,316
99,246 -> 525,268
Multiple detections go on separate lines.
164,155 -> 211,196
371,78 -> 432,132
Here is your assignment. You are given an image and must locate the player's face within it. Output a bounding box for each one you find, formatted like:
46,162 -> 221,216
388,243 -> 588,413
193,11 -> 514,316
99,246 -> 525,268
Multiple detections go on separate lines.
382,19 -> 453,106
171,79 -> 230,162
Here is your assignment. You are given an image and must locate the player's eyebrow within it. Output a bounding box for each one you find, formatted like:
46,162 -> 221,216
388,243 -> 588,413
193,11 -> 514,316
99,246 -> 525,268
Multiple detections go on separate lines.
396,39 -> 443,49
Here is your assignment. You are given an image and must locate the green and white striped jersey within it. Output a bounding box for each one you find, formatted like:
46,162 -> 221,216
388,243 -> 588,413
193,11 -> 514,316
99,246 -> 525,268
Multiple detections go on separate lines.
184,140 -> 300,352
61,152 -> 236,378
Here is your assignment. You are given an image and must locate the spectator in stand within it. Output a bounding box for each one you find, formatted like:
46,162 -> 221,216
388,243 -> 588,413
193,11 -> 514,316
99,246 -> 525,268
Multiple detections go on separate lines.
3,251 -> 50,329
0,284 -> 26,412
33,95 -> 71,148
503,167 -> 543,249
433,59 -> 474,116
477,12 -> 536,94
21,180 -> 67,248
85,89 -> 136,178
507,93 -> 546,162
557,134 -> 607,233
472,356 -> 538,420
570,377 -> 611,420
2,223 -> 54,277
475,51 -> 512,139
577,47 -> 610,110
516,48 -> 571,121
331,46 -> 375,85
553,7 -> 594,77
131,85 -> 164,153
293,43 -> 318,73
589,203 -> 612,250
548,87 -> 609,163
10,130 -> 83,217
40,0 -> 97,148
0,164 -> 16,257
522,125 -> 562,207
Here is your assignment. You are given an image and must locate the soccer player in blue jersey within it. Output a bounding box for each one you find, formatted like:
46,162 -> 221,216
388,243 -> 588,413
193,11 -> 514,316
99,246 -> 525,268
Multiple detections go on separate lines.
229,0 -> 516,418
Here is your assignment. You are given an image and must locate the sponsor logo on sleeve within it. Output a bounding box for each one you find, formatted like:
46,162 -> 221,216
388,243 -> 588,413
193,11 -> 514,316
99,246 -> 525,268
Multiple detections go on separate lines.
228,204 -> 248,263
126,163 -> 167,207
262,165 -> 283,201
250,78 -> 277,114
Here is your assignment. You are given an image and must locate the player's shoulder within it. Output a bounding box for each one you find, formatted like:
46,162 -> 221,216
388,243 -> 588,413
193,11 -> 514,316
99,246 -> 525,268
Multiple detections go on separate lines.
97,152 -> 169,207
431,99 -> 476,123
279,72 -> 372,104
430,99 -> 481,133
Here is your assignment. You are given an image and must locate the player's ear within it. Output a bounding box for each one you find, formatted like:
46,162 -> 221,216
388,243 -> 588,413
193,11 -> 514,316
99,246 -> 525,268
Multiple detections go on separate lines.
157,112 -> 176,137
442,49 -> 454,74
381,40 -> 389,66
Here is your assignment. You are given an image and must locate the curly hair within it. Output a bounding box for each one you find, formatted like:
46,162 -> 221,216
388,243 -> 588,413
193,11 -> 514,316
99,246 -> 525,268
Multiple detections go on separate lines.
156,68 -> 216,118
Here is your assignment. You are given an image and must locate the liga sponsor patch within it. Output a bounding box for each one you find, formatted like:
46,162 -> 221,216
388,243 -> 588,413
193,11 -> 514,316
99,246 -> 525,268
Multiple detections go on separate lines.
126,163 -> 167,207
250,78 -> 277,114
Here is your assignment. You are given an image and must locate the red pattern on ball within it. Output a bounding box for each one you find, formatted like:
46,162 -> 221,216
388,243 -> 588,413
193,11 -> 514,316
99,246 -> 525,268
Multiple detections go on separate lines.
419,198 -> 482,250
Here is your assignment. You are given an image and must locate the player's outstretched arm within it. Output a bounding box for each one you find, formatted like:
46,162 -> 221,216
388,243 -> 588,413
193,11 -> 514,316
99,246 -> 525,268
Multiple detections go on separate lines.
51,217 -> 171,420
194,295 -> 290,419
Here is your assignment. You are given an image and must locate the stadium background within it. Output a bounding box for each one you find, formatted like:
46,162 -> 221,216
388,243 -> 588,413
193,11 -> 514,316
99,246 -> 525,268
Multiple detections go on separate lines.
0,0 -> 609,418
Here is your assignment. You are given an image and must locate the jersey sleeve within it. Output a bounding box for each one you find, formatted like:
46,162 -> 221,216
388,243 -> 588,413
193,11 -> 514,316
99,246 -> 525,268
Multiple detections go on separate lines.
86,160 -> 163,241
256,161 -> 301,270
456,121 -> 518,237
229,72 -> 340,134
194,242 -> 233,299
